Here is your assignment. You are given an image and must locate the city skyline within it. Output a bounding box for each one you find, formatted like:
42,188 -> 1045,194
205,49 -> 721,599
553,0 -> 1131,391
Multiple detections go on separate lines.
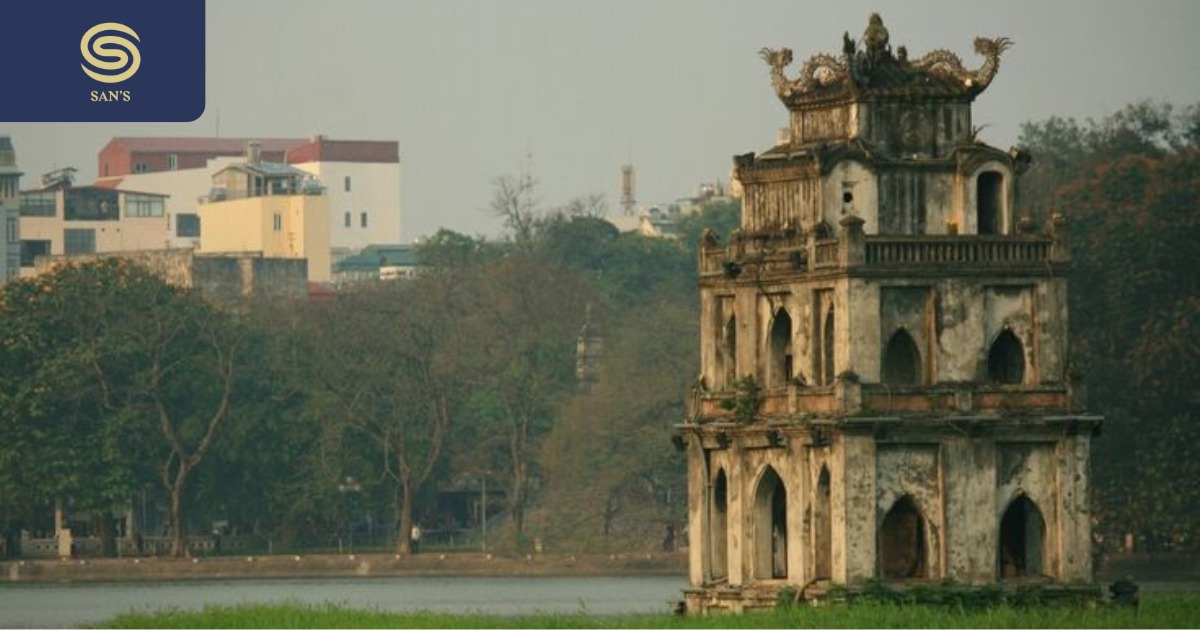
3,0 -> 1198,242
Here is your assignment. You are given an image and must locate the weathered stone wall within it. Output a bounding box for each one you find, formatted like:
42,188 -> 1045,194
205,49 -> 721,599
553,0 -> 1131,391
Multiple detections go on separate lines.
943,436 -> 999,582
823,160 -> 878,233
857,102 -> 973,158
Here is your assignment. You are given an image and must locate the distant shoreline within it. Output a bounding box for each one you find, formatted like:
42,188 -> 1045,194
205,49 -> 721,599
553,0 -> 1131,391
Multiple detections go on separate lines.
0,551 -> 688,584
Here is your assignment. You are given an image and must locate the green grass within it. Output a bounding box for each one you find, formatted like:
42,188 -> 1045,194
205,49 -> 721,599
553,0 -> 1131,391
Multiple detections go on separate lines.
95,594 -> 1200,628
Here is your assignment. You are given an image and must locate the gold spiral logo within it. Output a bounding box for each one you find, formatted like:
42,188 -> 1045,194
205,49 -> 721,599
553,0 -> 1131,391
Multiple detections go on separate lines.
80,22 -> 141,84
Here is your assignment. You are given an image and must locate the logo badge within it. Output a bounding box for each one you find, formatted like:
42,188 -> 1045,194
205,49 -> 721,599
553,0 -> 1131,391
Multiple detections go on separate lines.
80,22 -> 141,84
0,0 -> 204,122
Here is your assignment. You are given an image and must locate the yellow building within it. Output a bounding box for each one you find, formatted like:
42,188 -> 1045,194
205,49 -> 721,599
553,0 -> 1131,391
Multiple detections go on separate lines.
18,168 -> 171,277
197,149 -> 331,283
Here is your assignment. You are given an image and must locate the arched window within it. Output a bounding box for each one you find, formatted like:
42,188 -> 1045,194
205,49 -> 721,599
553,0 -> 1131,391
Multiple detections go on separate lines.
820,307 -> 835,386
882,328 -> 922,386
768,308 -> 793,389
977,171 -> 1003,235
999,495 -> 1045,579
813,466 -> 832,580
987,329 -> 1025,385
722,315 -> 737,389
815,221 -> 835,240
879,495 -> 927,579
710,469 -> 729,580
754,467 -> 788,579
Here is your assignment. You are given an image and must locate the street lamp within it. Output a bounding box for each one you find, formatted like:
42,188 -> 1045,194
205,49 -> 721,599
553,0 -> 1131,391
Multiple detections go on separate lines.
337,476 -> 362,554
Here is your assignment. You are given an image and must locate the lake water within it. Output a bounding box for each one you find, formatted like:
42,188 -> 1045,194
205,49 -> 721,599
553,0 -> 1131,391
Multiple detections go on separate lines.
0,575 -> 688,628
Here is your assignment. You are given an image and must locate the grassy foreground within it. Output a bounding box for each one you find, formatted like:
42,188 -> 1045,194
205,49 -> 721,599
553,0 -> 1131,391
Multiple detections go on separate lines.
97,594 -> 1200,628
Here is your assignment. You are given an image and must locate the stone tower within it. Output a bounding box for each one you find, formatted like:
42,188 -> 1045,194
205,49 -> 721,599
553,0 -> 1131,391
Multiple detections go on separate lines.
678,15 -> 1100,612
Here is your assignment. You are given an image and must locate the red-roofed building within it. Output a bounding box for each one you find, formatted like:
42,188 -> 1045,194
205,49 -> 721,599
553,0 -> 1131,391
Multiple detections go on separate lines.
98,137 -> 308,178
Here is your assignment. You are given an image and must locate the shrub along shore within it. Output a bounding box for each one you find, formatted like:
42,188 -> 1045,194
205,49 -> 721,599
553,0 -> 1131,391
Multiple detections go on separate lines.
97,595 -> 1200,629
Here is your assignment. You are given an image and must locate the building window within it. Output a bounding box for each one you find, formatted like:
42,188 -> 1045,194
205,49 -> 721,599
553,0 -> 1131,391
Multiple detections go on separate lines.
64,189 -> 119,221
6,217 -> 18,245
273,213 -> 282,232
813,466 -> 833,579
753,466 -> 787,580
63,228 -> 96,255
167,154 -> 179,171
999,495 -> 1045,579
977,171 -> 1003,235
344,211 -> 351,228
134,162 -> 149,174
125,194 -> 165,217
987,329 -> 1025,384
360,212 -> 368,228
882,328 -> 922,386
709,469 -> 729,580
176,213 -> 201,238
817,305 -> 835,386
768,308 -> 793,389
344,176 -> 351,192
19,240 -> 50,267
722,315 -> 737,388
19,191 -> 56,217
879,495 -> 928,579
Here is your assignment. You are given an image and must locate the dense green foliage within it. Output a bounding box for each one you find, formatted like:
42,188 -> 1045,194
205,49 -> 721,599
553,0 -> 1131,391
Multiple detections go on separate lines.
97,594 -> 1200,629
0,189 -> 735,556
1017,101 -> 1200,552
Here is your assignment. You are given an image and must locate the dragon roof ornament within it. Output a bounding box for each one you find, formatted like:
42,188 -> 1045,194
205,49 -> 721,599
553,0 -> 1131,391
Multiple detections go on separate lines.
760,13 -> 1013,105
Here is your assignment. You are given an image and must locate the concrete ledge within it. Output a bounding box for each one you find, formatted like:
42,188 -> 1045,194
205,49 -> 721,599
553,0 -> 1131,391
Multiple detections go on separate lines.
2,552 -> 687,584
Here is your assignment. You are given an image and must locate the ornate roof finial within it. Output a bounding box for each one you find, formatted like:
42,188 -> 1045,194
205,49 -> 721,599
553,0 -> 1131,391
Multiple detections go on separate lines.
863,12 -> 890,61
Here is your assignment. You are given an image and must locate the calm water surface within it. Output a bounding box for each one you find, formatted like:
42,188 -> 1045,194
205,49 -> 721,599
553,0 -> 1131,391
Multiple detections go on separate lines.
0,575 -> 687,628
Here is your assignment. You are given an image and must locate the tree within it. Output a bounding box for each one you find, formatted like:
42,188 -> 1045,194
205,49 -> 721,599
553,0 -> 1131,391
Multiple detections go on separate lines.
490,173 -> 539,245
675,198 -> 742,261
1018,101 -> 1200,550
538,298 -> 695,551
0,259 -> 251,557
468,255 -> 593,550
299,274 -> 480,553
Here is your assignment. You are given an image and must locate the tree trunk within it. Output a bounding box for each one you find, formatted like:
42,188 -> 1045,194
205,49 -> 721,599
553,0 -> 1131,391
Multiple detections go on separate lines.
168,466 -> 190,558
395,477 -> 413,555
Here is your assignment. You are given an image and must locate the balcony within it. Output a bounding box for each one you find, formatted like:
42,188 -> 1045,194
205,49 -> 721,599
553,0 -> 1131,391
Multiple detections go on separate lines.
689,381 -> 1074,422
700,216 -> 1069,280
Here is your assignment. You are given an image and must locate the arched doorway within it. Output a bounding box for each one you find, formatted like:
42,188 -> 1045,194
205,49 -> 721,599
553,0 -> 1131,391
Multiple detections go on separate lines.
754,467 -> 788,579
710,469 -> 728,580
768,308 -> 793,389
879,495 -> 928,579
813,466 -> 832,580
977,171 -> 1003,235
999,495 -> 1045,578
987,329 -> 1025,384
882,328 -> 921,386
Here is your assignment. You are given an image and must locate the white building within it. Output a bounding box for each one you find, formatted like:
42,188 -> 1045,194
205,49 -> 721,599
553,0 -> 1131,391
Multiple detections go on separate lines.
95,136 -> 402,263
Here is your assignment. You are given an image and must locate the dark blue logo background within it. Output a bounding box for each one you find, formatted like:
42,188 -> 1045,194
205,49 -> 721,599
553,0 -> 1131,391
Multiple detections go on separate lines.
0,0 -> 205,122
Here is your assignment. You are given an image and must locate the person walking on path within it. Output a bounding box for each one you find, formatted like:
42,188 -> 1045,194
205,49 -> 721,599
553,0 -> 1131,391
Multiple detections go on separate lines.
410,523 -> 422,554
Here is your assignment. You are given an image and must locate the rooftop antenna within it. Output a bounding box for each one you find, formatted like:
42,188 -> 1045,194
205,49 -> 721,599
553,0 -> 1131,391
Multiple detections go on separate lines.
620,164 -> 636,216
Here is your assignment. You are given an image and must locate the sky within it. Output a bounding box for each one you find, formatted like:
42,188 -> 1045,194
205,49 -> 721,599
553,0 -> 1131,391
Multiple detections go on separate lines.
4,0 -> 1199,243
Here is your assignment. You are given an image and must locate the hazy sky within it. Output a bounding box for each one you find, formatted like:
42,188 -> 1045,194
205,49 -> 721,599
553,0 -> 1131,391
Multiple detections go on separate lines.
4,0 -> 1199,242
